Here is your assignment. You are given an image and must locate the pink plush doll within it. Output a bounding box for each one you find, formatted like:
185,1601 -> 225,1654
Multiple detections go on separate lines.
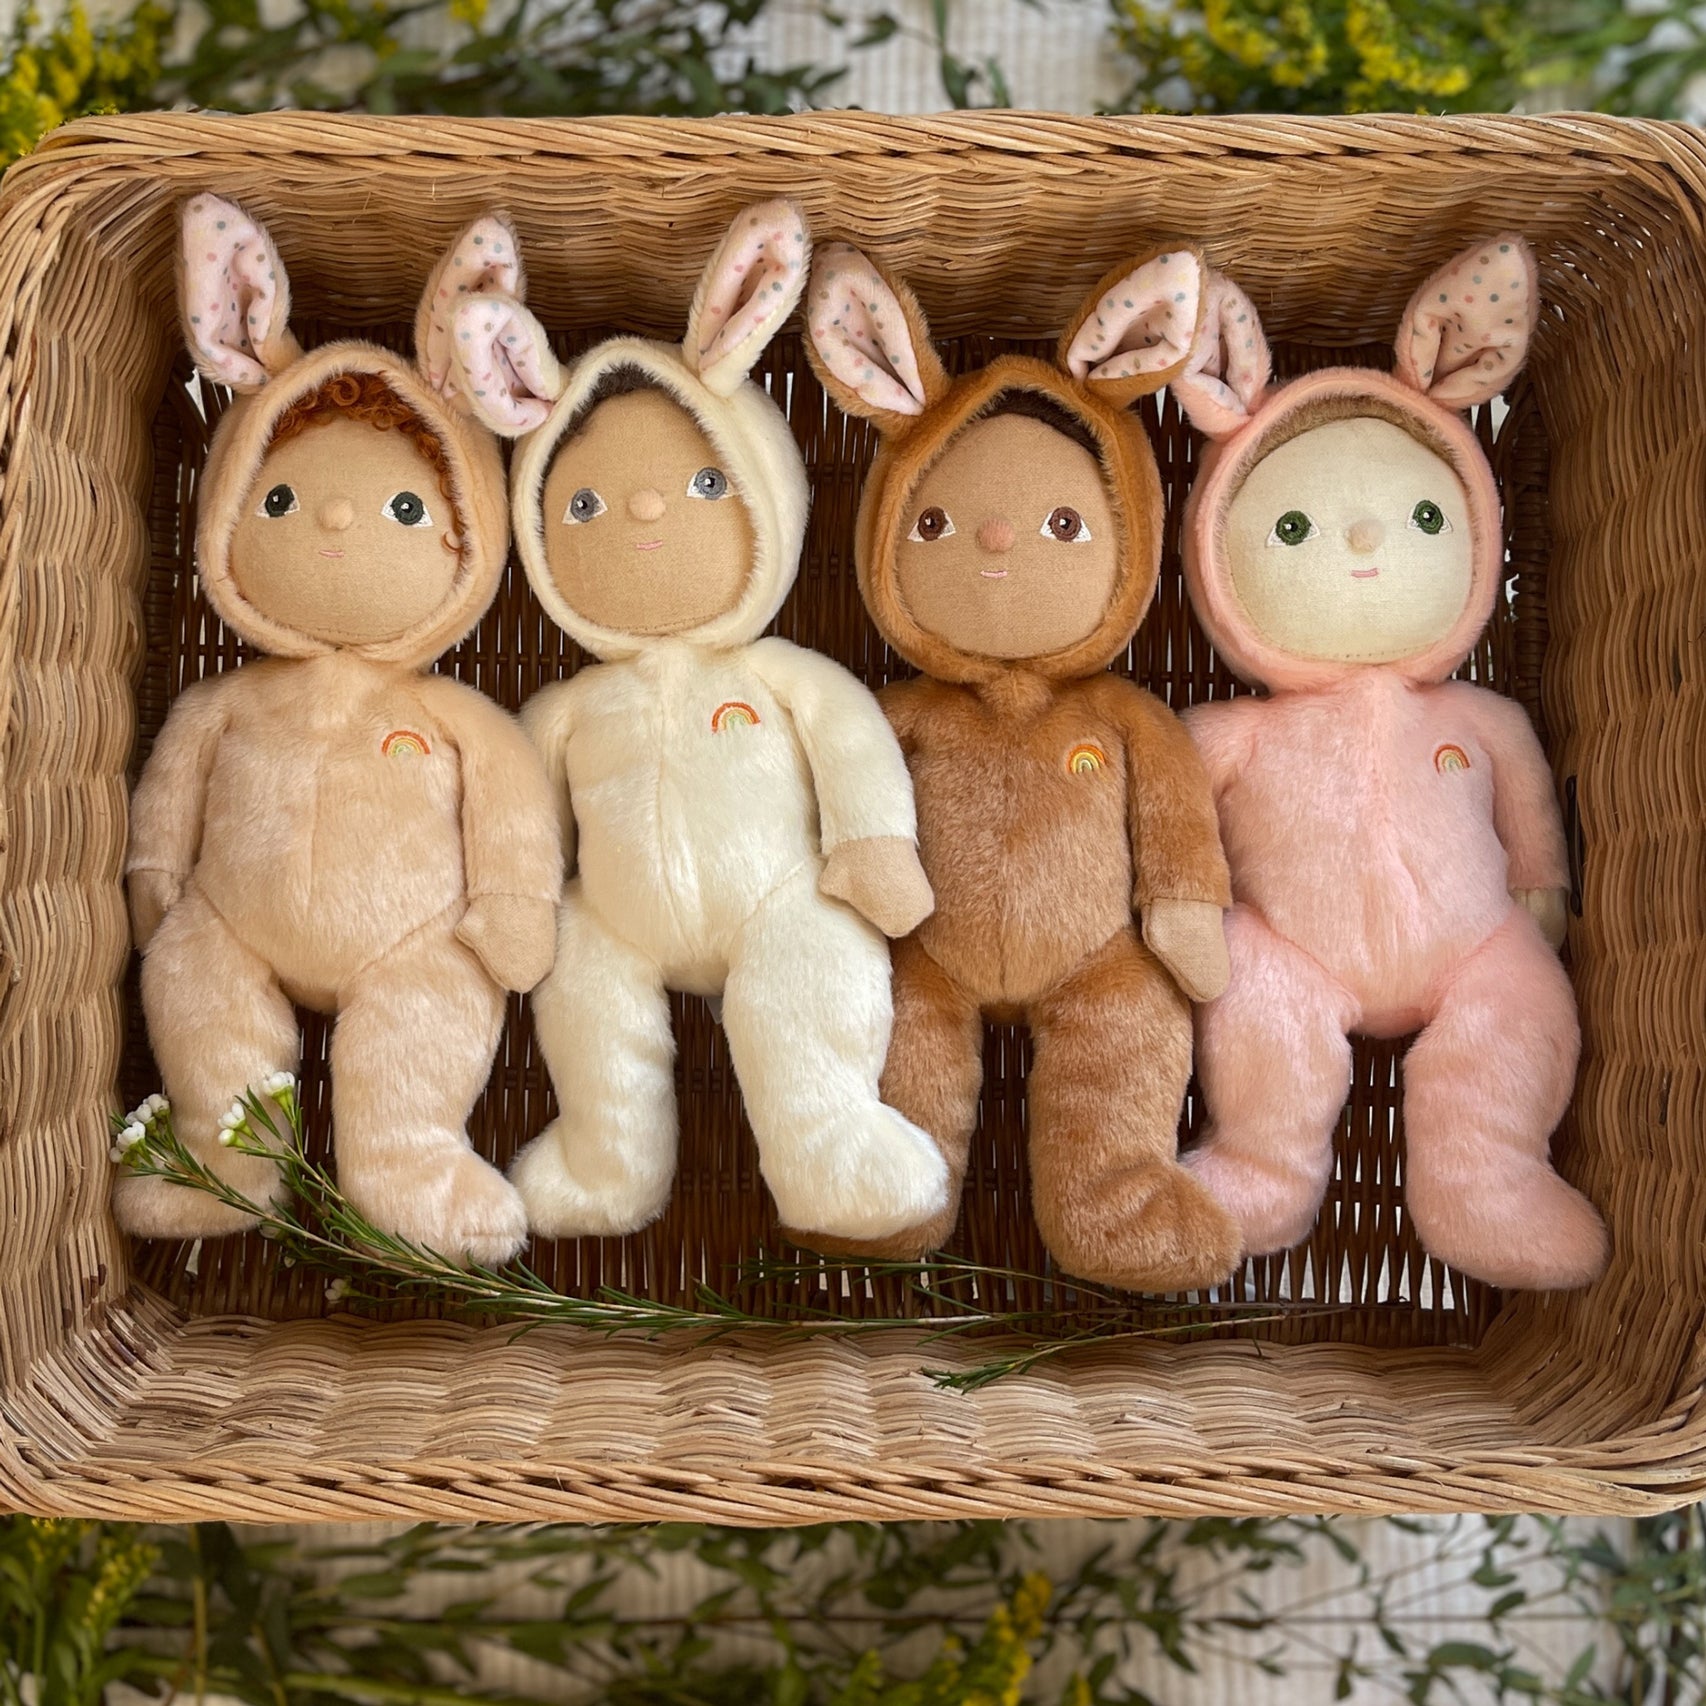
1174,235 -> 1608,1291
117,196 -> 562,1265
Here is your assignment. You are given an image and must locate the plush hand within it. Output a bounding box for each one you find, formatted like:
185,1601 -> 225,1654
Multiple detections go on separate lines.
820,835 -> 935,939
128,869 -> 184,951
1142,898 -> 1231,1002
456,894 -> 558,993
1514,885 -> 1569,952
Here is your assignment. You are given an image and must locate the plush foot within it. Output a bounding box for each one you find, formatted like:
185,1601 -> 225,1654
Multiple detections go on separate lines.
1043,1159 -> 1243,1293
1184,1131 -> 1325,1259
345,1141 -> 528,1268
1411,1162 -> 1608,1291
111,1168 -> 266,1239
765,1104 -> 950,1243
508,1119 -> 674,1239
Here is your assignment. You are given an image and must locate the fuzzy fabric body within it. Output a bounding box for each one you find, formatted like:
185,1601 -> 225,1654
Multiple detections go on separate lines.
117,200 -> 562,1266
801,242 -> 1244,1290
1174,241 -> 1608,1290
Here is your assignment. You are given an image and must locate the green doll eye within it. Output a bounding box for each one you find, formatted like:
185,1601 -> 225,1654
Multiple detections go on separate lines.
1267,509 -> 1318,548
1410,500 -> 1450,536
260,483 -> 298,519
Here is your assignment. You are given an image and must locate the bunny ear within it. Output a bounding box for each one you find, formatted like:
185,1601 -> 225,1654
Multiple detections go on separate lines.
683,199 -> 811,396
1172,269 -> 1272,440
804,243 -> 948,430
448,294 -> 563,436
416,214 -> 527,403
1394,234 -> 1537,409
1061,247 -> 1205,403
179,194 -> 301,391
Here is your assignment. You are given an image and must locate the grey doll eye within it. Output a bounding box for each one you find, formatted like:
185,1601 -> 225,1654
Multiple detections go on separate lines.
1267,509 -> 1319,548
1410,499 -> 1451,536
687,467 -> 729,500
564,488 -> 606,524
382,490 -> 432,528
260,483 -> 298,518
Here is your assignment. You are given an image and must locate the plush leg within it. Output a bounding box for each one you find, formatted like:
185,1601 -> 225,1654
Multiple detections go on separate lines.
1027,927 -> 1240,1291
509,881 -> 678,1238
1186,904 -> 1357,1258
784,934 -> 982,1259
1402,906 -> 1606,1289
722,864 -> 948,1241
331,916 -> 523,1267
117,885 -> 297,1238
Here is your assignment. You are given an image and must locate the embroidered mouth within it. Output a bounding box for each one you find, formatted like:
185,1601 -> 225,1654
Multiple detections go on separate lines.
979,569 -> 1009,580
319,549 -> 345,559
1350,566 -> 1380,579
635,540 -> 665,552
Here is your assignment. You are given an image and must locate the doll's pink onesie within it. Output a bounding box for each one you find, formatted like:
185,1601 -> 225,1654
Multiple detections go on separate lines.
1174,239 -> 1608,1291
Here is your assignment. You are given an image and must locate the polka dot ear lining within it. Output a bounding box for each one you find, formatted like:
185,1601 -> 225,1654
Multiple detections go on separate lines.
180,193 -> 297,390
1394,234 -> 1537,410
686,200 -> 812,394
806,244 -> 931,419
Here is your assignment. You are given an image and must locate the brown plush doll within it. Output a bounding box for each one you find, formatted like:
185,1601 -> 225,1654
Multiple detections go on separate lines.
803,243 -> 1242,1290
116,195 -> 562,1265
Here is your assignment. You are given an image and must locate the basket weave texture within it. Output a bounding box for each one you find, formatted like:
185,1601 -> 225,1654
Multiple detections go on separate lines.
0,111 -> 1702,1522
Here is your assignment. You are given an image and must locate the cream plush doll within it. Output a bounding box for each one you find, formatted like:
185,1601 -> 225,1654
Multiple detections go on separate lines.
1173,237 -> 1607,1290
117,195 -> 562,1265
449,201 -> 949,1242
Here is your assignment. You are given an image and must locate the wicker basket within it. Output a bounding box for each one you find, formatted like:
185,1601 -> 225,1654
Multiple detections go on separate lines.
1,111 -> 1702,1522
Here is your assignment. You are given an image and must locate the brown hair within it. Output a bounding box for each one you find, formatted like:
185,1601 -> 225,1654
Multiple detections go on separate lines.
974,387 -> 1103,459
267,372 -> 462,533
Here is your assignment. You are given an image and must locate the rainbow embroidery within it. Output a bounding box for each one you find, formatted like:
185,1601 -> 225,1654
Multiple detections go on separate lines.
382,729 -> 431,759
711,701 -> 760,733
1433,742 -> 1471,775
1067,742 -> 1107,777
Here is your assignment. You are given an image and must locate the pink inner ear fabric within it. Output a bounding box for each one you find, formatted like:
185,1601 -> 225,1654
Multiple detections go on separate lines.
1065,250 -> 1201,382
1395,237 -> 1535,408
182,194 -> 287,388
808,245 -> 926,416
693,203 -> 809,375
421,217 -> 524,396
1175,272 -> 1271,439
452,295 -> 556,432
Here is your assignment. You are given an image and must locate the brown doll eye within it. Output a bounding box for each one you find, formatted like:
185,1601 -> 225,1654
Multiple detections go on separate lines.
1042,506 -> 1091,543
907,506 -> 955,544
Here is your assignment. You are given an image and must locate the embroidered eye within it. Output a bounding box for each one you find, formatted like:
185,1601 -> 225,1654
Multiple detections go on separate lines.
688,467 -> 729,500
564,488 -> 606,524
260,484 -> 298,519
908,506 -> 954,543
1042,506 -> 1091,543
1410,500 -> 1450,536
1267,509 -> 1319,548
382,491 -> 432,528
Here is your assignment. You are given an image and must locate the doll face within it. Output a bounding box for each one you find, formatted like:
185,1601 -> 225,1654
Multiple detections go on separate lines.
540,388 -> 754,635
895,413 -> 1119,660
231,416 -> 461,646
1223,417 -> 1475,664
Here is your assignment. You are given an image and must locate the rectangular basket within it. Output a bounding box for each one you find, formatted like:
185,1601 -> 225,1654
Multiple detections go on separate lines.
2,111 -> 1702,1523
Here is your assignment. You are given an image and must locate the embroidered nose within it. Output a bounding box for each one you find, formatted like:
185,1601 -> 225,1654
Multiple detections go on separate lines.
628,488 -> 666,523
1347,519 -> 1384,554
319,498 -> 355,532
976,517 -> 1015,554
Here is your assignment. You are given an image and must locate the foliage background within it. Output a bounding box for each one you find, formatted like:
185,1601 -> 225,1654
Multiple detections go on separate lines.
2,1 -> 1702,1701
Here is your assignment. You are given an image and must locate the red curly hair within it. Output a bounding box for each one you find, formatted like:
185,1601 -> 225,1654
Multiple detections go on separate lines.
267,372 -> 463,543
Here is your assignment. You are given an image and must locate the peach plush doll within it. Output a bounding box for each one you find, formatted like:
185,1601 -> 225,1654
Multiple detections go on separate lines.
448,202 -> 949,1243
1174,236 -> 1608,1290
117,195 -> 562,1265
801,241 -> 1242,1291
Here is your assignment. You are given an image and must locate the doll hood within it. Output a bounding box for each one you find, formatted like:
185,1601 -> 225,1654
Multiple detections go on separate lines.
1175,236 -> 1538,695
180,194 -> 521,668
802,242 -> 1205,687
453,200 -> 812,664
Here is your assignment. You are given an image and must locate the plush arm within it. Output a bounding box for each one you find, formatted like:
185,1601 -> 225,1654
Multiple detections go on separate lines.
1113,684 -> 1234,1002
426,678 -> 564,994
750,637 -> 933,937
1181,695 -> 1258,805
126,677 -> 231,948
519,678 -> 581,874
1455,685 -> 1571,946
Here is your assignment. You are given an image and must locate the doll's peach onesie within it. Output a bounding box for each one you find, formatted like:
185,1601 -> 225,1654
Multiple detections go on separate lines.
117,199 -> 561,1264
452,204 -> 948,1241
1174,241 -> 1607,1290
